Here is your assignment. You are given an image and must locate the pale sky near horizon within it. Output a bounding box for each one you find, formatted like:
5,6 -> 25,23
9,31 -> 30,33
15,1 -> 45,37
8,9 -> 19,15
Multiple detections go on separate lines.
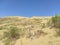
0,0 -> 60,17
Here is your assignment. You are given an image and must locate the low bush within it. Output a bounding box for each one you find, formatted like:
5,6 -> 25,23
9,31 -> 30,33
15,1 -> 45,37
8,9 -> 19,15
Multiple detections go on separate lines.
51,15 -> 60,28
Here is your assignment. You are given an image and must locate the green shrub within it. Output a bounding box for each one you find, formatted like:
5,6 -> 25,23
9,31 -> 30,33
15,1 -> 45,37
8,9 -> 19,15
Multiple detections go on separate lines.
51,15 -> 60,28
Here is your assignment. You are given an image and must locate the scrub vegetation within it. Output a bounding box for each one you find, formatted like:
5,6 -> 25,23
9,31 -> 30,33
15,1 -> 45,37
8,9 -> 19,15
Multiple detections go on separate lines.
0,15 -> 60,45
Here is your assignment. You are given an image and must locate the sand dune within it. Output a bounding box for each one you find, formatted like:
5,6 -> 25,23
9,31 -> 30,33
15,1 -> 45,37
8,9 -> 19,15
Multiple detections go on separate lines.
0,16 -> 60,45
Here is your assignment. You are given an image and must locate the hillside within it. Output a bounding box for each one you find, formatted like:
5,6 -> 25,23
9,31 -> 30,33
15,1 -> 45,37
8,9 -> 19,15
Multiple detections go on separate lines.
0,16 -> 60,45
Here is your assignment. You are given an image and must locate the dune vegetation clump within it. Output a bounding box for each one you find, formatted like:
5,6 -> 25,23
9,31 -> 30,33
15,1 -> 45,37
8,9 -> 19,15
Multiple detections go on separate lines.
1,26 -> 21,45
50,15 -> 60,37
51,15 -> 60,28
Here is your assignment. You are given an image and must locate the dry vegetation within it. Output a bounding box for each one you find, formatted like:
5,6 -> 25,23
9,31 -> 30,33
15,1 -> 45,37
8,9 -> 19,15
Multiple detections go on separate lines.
0,15 -> 60,45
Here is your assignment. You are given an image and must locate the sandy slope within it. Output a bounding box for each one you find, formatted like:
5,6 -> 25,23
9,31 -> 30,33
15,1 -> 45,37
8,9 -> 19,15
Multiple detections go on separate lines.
0,16 -> 60,45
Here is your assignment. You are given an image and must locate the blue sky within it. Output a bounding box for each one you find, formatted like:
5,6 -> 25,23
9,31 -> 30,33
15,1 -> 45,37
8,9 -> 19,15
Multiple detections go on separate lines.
0,0 -> 60,17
